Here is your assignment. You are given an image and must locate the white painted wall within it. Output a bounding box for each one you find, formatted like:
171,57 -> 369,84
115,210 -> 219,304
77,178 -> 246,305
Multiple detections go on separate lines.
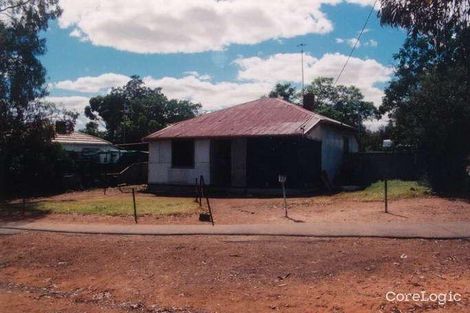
307,124 -> 358,180
148,139 -> 211,185
148,125 -> 357,186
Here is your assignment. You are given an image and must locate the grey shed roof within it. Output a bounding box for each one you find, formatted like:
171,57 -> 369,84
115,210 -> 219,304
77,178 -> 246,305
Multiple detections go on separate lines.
53,132 -> 112,146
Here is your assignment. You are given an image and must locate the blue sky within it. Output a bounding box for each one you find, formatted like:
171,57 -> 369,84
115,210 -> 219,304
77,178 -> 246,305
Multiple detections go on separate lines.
42,0 -> 406,129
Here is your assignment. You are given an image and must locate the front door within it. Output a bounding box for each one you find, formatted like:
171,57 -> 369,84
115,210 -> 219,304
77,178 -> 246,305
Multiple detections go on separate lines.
210,139 -> 232,186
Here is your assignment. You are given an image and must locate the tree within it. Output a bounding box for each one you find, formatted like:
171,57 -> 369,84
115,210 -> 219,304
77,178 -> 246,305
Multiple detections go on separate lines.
304,77 -> 378,130
379,0 -> 470,193
379,0 -> 469,49
0,0 -> 69,198
360,124 -> 393,152
80,121 -> 106,139
85,76 -> 201,144
268,82 -> 298,103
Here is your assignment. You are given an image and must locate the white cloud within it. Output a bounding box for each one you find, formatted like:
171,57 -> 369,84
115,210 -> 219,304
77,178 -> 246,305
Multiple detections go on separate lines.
50,51 -> 392,130
44,96 -> 91,129
235,53 -> 319,84
52,53 -> 392,108
143,75 -> 271,111
183,71 -> 211,81
45,96 -> 90,112
345,0 -> 379,6
336,37 -> 361,48
234,52 -> 392,106
364,39 -> 378,47
347,38 -> 361,48
50,72 -> 271,115
53,73 -> 130,93
363,115 -> 389,131
58,0 -> 344,54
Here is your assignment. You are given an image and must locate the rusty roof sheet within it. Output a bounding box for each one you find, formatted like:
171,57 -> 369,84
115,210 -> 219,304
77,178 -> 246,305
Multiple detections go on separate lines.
52,132 -> 112,145
143,98 -> 352,141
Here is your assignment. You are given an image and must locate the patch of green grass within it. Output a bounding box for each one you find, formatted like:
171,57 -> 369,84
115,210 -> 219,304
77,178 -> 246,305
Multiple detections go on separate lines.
338,180 -> 431,201
2,194 -> 199,216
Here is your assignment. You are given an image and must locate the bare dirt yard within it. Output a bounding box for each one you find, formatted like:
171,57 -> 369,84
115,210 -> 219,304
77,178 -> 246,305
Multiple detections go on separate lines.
1,232 -> 469,313
1,184 -> 469,225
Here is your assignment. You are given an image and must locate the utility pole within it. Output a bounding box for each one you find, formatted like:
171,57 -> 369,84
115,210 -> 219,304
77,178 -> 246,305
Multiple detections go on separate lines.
297,43 -> 306,105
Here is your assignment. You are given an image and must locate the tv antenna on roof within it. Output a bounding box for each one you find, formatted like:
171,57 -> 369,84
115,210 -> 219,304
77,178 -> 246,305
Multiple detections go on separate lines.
297,43 -> 307,105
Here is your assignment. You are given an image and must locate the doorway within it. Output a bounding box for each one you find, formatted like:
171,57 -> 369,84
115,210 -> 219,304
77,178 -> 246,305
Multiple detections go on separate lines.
210,139 -> 232,186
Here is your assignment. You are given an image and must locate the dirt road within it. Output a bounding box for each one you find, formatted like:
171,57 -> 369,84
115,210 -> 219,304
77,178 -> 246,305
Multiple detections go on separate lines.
1,232 -> 469,312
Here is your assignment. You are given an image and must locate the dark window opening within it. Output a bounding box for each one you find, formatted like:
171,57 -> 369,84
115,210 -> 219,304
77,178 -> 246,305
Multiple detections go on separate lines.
172,140 -> 195,168
343,136 -> 350,154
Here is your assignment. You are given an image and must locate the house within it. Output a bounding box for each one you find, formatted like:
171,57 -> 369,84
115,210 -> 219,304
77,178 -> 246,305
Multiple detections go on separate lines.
143,97 -> 358,191
53,130 -> 122,164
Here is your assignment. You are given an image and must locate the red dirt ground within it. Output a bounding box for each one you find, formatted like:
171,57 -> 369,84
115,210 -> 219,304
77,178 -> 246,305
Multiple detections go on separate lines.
3,188 -> 469,226
1,233 -> 469,312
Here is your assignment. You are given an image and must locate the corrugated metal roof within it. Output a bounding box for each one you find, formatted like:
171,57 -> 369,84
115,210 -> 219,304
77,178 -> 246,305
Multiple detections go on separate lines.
52,132 -> 112,145
143,98 -> 353,141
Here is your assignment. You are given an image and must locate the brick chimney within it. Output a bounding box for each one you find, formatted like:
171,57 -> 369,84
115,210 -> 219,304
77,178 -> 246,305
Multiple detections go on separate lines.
303,93 -> 315,112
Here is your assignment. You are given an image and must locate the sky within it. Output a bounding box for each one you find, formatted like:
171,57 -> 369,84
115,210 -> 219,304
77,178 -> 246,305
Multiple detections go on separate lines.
41,0 -> 406,130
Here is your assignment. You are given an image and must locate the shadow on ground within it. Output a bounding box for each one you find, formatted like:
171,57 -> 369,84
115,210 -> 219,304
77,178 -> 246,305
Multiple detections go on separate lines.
0,201 -> 51,224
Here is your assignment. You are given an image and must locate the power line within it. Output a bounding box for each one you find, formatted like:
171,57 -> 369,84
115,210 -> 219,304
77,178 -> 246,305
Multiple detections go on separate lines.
334,0 -> 378,85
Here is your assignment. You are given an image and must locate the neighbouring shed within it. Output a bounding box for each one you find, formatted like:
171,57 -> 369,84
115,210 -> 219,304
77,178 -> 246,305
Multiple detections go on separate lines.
143,97 -> 358,191
53,131 -> 122,164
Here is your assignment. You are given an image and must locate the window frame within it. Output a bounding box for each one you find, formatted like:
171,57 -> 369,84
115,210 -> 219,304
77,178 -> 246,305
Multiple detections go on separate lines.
171,139 -> 195,169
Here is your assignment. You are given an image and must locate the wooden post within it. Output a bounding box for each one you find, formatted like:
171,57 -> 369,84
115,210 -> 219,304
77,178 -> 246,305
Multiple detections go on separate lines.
194,177 -> 199,204
198,178 -> 203,207
200,176 -> 214,226
384,179 -> 388,213
278,175 -> 288,218
22,197 -> 26,216
132,188 -> 138,223
282,182 -> 288,218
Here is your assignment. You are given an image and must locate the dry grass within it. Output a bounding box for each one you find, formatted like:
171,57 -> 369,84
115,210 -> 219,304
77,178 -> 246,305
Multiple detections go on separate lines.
337,180 -> 431,201
1,189 -> 199,217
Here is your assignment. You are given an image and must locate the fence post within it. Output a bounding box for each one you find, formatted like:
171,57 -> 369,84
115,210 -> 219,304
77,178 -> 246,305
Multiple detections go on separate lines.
22,197 -> 26,216
200,175 -> 214,226
283,183 -> 288,218
278,175 -> 288,218
384,179 -> 388,213
132,188 -> 138,223
194,177 -> 198,203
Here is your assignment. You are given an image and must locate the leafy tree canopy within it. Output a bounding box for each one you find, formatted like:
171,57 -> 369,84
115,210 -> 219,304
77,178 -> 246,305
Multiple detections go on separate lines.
80,121 -> 106,139
268,78 -> 377,130
379,0 -> 469,48
0,0 -> 72,197
379,0 -> 470,193
268,82 -> 298,103
85,76 -> 201,144
305,77 -> 378,130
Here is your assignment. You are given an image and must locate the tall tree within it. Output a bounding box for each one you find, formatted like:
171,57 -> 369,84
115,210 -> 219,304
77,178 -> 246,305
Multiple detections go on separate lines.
304,77 -> 378,130
80,121 -> 106,138
0,0 -> 68,198
85,76 -> 201,144
379,0 -> 470,193
268,82 -> 298,103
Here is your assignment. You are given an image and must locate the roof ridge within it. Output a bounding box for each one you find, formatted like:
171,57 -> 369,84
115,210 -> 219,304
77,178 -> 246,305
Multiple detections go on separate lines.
143,97 -> 355,141
75,131 -> 113,144
143,98 -> 268,141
